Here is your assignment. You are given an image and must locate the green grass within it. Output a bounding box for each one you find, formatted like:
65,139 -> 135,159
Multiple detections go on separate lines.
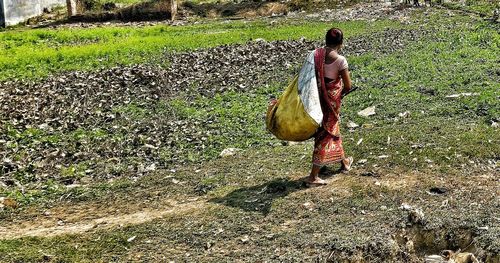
0,19 -> 395,81
0,233 -> 133,262
442,0 -> 499,16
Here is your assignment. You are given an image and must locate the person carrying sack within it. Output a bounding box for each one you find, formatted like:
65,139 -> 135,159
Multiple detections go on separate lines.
304,28 -> 354,186
266,27 -> 355,186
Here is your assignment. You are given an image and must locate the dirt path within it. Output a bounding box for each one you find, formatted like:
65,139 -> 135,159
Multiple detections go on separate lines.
3,168 -> 497,241
0,198 -> 207,240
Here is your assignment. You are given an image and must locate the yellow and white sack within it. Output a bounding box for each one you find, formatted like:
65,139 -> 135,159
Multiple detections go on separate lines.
266,51 -> 322,141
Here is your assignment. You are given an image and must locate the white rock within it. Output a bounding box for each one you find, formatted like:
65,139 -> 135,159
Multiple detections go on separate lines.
240,235 -> 250,243
145,163 -> 156,172
398,111 -> 410,118
347,121 -> 359,128
220,148 -> 241,157
357,106 -> 376,117
400,203 -> 412,210
445,92 -> 479,98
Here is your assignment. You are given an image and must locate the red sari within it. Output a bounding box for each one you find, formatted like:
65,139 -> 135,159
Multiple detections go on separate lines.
312,48 -> 349,166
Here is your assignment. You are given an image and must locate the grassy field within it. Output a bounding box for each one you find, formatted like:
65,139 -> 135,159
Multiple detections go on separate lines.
0,19 -> 397,81
0,4 -> 499,262
442,0 -> 499,16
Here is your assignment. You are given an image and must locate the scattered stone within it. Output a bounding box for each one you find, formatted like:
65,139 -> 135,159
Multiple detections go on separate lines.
347,121 -> 359,128
357,159 -> 368,164
445,92 -> 480,98
357,106 -> 376,117
65,184 -> 81,190
220,148 -> 241,157
240,235 -> 250,243
302,202 -> 314,211
398,111 -> 410,118
400,203 -> 425,225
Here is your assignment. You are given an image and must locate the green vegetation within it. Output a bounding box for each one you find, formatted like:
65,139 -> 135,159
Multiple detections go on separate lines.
443,0 -> 499,16
0,19 -> 394,80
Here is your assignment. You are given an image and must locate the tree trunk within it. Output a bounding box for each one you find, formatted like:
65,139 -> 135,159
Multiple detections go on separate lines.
169,0 -> 177,20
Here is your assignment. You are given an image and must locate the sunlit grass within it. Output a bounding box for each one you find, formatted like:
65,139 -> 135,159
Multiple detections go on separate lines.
0,19 -> 396,80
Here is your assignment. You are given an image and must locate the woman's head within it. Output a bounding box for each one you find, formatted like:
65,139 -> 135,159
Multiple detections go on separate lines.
325,28 -> 343,48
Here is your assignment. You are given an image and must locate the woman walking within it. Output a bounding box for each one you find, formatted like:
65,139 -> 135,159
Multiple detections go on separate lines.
305,28 -> 353,186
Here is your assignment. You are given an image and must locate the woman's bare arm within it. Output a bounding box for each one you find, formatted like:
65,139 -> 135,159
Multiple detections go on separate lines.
340,69 -> 352,94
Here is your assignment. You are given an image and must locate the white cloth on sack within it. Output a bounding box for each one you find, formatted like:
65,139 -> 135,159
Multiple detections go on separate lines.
298,50 -> 323,125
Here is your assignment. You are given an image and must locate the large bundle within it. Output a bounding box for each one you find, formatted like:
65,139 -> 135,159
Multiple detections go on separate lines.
266,51 -> 323,141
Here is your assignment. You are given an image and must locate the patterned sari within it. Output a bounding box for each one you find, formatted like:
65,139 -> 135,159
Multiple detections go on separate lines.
312,48 -> 349,166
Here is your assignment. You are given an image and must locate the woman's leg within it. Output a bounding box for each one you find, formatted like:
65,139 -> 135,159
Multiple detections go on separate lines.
340,156 -> 353,172
306,164 -> 327,185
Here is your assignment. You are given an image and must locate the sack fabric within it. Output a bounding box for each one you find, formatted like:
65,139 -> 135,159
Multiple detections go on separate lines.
266,75 -> 320,141
266,50 -> 324,142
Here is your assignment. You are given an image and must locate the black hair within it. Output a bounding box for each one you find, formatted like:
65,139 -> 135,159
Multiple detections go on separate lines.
325,28 -> 343,47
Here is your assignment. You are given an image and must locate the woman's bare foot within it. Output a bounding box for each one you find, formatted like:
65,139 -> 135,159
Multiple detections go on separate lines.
304,177 -> 327,186
341,157 -> 353,172
305,165 -> 327,186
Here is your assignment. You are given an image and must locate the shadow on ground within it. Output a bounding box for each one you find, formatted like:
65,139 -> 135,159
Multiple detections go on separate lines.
209,178 -> 305,215
210,167 -> 342,215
